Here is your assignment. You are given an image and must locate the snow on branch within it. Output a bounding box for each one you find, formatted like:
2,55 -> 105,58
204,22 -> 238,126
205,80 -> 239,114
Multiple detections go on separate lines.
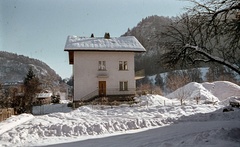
184,44 -> 240,74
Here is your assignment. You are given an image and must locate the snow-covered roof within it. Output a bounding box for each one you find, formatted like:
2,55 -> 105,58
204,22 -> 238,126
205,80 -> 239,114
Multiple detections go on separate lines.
64,35 -> 146,52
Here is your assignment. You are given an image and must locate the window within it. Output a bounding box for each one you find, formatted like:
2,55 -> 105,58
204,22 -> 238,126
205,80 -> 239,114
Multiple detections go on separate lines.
119,61 -> 128,70
98,61 -> 106,70
119,81 -> 128,91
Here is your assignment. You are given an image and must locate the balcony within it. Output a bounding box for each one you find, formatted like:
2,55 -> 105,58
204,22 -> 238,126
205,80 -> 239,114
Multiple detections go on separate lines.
97,70 -> 109,78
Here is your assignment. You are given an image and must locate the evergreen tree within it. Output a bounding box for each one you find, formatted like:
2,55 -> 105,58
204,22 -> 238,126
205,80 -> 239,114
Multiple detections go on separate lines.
21,67 -> 41,113
188,68 -> 203,83
155,73 -> 164,90
67,75 -> 74,86
24,67 -> 35,84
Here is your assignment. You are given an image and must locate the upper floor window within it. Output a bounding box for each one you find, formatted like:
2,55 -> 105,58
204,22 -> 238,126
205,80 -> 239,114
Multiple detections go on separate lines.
98,61 -> 106,70
119,61 -> 128,70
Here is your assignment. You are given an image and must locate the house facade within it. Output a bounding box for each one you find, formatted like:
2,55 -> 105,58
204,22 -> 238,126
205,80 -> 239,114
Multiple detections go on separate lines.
64,34 -> 146,102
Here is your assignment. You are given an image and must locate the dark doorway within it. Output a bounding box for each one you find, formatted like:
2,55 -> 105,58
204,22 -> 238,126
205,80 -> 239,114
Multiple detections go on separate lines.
98,81 -> 106,96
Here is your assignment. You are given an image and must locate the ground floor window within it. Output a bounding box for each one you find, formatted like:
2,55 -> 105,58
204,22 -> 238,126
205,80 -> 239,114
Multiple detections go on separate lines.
119,81 -> 128,91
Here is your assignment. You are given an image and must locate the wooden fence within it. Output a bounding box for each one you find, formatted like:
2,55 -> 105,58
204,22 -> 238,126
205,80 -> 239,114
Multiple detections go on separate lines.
0,108 -> 14,122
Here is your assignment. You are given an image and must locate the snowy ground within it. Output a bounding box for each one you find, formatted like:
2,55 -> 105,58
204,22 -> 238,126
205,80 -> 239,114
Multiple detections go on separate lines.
0,81 -> 240,147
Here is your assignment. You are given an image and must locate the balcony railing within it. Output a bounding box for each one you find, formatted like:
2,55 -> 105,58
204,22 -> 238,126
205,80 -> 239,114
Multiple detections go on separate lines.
97,71 -> 109,78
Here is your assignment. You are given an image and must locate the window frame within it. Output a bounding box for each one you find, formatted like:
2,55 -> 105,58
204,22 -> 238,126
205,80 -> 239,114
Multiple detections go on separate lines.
119,61 -> 128,71
98,61 -> 106,71
119,81 -> 128,91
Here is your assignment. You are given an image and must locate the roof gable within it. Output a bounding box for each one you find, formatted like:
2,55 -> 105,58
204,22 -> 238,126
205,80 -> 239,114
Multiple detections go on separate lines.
64,35 -> 146,52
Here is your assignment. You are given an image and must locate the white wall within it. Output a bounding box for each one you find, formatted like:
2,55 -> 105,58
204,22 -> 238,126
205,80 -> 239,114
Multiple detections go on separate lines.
73,51 -> 135,101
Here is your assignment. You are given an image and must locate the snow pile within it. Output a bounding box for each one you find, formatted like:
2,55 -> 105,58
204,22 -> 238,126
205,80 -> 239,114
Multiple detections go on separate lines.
166,82 -> 219,103
166,81 -> 240,104
136,94 -> 173,106
202,81 -> 240,101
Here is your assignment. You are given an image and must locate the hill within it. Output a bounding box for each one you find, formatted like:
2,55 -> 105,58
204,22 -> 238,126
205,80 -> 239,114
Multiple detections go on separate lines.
122,15 -> 173,75
0,51 -> 61,83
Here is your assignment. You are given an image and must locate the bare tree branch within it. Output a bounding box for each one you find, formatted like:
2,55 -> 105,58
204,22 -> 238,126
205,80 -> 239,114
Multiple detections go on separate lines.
184,44 -> 240,75
160,0 -> 240,75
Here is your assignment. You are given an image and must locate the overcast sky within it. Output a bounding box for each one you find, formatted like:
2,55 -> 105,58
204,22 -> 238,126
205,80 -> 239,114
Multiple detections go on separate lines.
0,0 -> 190,79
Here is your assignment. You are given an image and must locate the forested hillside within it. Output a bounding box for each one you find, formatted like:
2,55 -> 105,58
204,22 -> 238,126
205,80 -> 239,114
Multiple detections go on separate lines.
0,51 -> 61,83
122,15 -> 175,75
123,15 -> 239,92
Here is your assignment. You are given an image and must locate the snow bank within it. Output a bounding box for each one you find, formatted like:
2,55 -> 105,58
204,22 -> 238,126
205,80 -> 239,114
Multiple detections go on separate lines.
166,82 -> 219,103
158,121 -> 240,147
0,114 -> 34,135
42,120 -> 240,147
0,95 -> 222,146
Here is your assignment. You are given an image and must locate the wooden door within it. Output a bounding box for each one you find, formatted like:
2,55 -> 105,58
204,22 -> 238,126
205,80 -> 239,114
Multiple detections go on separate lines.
99,81 -> 106,96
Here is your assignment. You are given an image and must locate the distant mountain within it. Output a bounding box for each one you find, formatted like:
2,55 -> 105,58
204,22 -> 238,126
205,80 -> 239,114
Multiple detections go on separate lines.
122,15 -> 172,53
0,51 -> 61,83
122,15 -> 174,75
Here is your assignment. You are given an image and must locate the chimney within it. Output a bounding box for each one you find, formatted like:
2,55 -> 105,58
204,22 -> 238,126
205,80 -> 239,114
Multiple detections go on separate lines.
104,32 -> 110,39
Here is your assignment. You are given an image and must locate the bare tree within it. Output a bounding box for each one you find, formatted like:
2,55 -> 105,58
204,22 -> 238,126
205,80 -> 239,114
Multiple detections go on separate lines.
165,70 -> 191,93
0,87 -> 15,109
205,65 -> 237,82
175,86 -> 192,105
160,0 -> 240,75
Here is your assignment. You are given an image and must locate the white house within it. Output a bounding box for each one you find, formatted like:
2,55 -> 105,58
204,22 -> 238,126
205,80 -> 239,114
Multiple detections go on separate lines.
64,34 -> 146,103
